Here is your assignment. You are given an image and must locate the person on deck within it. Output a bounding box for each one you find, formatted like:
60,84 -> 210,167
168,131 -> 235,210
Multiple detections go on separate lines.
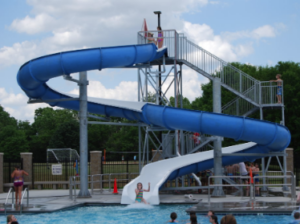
11,166 -> 28,205
253,163 -> 260,195
239,162 -> 248,184
157,26 -> 164,48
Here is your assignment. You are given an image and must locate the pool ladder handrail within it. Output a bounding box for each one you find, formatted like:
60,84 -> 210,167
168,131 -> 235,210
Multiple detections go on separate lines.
20,187 -> 29,214
69,172 -> 140,202
4,187 -> 14,215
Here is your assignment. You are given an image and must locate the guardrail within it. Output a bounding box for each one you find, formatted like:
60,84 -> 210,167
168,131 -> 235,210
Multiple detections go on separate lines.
208,173 -> 295,204
69,172 -> 139,202
260,81 -> 284,105
4,187 -> 14,215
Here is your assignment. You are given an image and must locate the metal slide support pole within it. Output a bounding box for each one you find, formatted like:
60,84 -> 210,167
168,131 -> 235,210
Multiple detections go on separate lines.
259,107 -> 267,192
78,71 -> 91,198
261,158 -> 267,192
212,77 -> 225,197
138,69 -> 142,173
281,106 -> 288,191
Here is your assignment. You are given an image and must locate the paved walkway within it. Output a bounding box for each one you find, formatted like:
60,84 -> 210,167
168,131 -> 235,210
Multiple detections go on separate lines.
0,189 -> 298,214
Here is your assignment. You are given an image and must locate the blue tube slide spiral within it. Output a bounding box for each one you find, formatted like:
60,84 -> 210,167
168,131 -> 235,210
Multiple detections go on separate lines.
17,43 -> 291,181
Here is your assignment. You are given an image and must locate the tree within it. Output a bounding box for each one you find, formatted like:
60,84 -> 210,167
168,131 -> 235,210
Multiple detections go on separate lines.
0,105 -> 17,128
33,108 -> 77,136
0,126 -> 29,159
48,120 -> 80,150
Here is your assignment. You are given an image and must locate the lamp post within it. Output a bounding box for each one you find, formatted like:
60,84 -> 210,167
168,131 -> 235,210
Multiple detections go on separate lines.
154,11 -> 161,27
153,11 -> 162,103
154,11 -> 163,154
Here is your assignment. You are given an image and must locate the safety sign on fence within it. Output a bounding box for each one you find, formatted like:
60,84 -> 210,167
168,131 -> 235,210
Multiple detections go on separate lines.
52,164 -> 62,175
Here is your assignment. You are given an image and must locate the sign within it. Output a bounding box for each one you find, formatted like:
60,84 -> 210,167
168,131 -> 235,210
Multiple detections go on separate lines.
52,164 -> 62,175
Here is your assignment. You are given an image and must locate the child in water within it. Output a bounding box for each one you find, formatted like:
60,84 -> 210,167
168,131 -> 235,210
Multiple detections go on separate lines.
135,182 -> 150,204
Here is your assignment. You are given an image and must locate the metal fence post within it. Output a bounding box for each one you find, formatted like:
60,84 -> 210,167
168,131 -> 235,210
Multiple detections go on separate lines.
65,159 -> 68,181
69,177 -> 73,200
126,158 -> 129,184
8,159 -> 11,183
31,157 -> 34,189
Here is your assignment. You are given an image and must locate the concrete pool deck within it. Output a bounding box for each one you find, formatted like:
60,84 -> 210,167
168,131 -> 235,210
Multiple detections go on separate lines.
0,189 -> 298,214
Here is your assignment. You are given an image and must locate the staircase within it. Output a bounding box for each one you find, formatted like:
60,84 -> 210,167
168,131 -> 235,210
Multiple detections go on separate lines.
138,30 -> 283,117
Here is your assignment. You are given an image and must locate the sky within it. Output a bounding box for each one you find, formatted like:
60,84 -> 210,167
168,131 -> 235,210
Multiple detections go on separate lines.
0,0 -> 299,122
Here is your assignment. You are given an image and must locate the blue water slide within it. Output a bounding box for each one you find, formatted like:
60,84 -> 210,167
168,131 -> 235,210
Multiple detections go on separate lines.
17,43 -> 291,185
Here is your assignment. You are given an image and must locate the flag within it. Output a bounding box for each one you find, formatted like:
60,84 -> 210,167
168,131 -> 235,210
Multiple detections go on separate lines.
142,18 -> 148,37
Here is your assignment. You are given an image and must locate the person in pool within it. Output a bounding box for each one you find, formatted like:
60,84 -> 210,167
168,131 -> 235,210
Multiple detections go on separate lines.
209,215 -> 218,224
207,210 -> 215,217
289,212 -> 300,224
188,214 -> 198,224
7,214 -> 18,224
135,182 -> 150,204
11,165 -> 28,205
220,214 -> 236,224
169,212 -> 178,223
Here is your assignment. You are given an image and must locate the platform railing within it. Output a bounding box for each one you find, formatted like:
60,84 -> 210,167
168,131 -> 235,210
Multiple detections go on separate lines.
4,187 -> 14,215
260,81 -> 284,105
69,172 -> 139,202
137,30 -> 179,59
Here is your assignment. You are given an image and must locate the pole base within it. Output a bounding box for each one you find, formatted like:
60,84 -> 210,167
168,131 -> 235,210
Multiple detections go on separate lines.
211,187 -> 225,197
260,187 -> 268,192
282,186 -> 289,192
77,190 -> 92,198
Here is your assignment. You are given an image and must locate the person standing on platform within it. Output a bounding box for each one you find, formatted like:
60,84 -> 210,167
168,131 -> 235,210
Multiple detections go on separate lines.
270,74 -> 283,104
11,166 -> 28,205
157,26 -> 164,48
239,162 -> 248,184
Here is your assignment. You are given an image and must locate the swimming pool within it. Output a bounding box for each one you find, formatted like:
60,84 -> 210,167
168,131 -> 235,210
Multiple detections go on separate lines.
0,204 -> 293,224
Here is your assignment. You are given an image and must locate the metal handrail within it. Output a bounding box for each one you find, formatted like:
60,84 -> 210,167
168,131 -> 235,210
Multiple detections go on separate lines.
252,175 -> 295,202
208,175 -> 252,203
69,172 -> 140,200
208,174 -> 295,204
20,187 -> 29,214
4,187 -> 14,215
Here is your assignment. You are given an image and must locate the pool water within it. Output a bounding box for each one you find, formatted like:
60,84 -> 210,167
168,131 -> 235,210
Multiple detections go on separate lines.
0,204 -> 293,224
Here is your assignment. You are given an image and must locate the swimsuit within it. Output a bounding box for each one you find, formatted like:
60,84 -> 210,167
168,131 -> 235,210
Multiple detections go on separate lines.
254,174 -> 259,183
135,189 -> 143,202
277,86 -> 282,95
13,171 -> 23,187
158,33 -> 163,42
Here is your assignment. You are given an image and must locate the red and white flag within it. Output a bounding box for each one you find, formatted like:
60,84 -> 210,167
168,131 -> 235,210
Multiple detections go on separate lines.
142,18 -> 148,37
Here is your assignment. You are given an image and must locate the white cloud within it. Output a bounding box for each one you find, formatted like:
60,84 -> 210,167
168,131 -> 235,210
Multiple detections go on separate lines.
0,88 -> 49,122
0,41 -> 39,68
183,22 -> 278,61
68,68 -> 207,103
252,25 -> 276,39
222,25 -> 276,41
1,0 -> 209,68
10,13 -> 56,34
182,22 -> 250,61
70,80 -> 138,101
0,0 -> 281,69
